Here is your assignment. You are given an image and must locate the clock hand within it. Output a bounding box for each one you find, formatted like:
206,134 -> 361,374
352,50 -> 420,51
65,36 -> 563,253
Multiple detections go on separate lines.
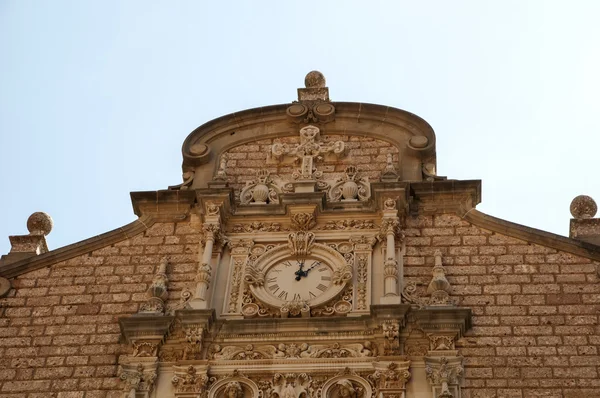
297,261 -> 321,279
294,261 -> 307,281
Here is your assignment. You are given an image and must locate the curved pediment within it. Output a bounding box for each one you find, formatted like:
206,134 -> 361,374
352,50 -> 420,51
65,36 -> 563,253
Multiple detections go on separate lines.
176,72 -> 440,193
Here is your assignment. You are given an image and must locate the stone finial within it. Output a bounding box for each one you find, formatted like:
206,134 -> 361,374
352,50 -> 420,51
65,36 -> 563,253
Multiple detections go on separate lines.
305,70 -> 326,88
569,195 -> 600,245
298,70 -> 329,102
27,212 -> 53,236
570,195 -> 597,219
1,212 -> 53,266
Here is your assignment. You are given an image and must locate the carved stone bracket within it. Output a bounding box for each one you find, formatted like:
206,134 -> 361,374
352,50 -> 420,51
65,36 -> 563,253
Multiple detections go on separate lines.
118,314 -> 174,362
288,231 -> 316,257
174,309 -> 216,361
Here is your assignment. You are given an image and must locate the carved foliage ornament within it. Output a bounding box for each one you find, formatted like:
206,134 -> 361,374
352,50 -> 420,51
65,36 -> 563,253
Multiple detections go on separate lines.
172,365 -> 211,394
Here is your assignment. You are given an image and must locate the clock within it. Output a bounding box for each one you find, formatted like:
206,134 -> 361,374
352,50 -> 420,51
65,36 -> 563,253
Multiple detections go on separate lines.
265,258 -> 333,302
245,242 -> 352,310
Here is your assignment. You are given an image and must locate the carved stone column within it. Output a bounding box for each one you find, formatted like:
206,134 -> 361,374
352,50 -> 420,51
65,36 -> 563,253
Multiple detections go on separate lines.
171,364 -> 211,397
190,202 -> 225,310
118,358 -> 158,398
350,235 -> 377,314
223,239 -> 254,316
380,198 -> 403,304
370,361 -> 411,398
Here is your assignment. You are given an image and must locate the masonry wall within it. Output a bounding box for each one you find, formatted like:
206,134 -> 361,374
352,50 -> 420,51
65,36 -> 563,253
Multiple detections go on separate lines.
0,222 -> 200,398
1,214 -> 599,397
404,214 -> 600,398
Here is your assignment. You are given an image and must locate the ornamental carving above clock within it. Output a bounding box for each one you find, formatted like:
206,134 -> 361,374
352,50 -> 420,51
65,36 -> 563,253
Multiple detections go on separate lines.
243,232 -> 353,317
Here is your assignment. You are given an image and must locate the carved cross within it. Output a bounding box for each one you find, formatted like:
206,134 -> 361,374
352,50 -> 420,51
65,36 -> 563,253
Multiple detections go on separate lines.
271,125 -> 344,179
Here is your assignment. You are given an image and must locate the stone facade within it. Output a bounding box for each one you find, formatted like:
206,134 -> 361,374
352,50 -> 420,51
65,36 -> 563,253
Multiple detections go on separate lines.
1,72 -> 600,398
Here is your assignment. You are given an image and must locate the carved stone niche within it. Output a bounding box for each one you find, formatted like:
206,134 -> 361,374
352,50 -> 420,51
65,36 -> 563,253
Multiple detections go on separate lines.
208,376 -> 259,398
322,375 -> 373,398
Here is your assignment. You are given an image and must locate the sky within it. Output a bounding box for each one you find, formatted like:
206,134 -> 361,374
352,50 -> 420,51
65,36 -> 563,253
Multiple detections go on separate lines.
1,1 -> 599,255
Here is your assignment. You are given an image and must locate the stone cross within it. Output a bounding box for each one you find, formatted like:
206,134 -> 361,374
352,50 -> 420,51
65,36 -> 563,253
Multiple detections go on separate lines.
271,125 -> 345,180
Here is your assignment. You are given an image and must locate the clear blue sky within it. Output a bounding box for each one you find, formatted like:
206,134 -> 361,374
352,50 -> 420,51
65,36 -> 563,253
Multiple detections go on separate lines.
1,1 -> 599,254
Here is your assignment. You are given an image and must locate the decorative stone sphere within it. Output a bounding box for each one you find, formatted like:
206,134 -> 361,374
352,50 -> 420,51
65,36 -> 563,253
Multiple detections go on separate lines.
570,195 -> 597,219
27,212 -> 53,236
305,70 -> 326,88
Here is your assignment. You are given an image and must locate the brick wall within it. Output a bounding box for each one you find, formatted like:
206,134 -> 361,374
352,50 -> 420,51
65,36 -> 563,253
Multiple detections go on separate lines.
405,214 -> 600,398
0,222 -> 200,397
1,214 -> 599,397
224,135 -> 399,194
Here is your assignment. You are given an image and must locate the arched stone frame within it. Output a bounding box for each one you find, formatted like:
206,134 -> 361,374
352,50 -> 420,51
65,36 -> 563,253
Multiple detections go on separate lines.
180,102 -> 437,189
209,377 -> 260,398
321,375 -> 373,398
246,242 -> 351,310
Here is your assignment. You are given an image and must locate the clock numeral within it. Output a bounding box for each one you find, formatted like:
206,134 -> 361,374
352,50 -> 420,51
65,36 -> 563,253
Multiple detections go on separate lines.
266,277 -> 277,283
316,284 -> 327,292
270,269 -> 282,273
269,284 -> 280,293
283,261 -> 294,268
278,291 -> 288,300
317,267 -> 328,272
293,293 -> 302,301
308,291 -> 317,299
321,276 -> 331,281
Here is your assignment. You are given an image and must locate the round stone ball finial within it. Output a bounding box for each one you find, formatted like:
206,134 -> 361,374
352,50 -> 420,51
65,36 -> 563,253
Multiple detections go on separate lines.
305,70 -> 326,88
27,212 -> 53,236
570,195 -> 597,219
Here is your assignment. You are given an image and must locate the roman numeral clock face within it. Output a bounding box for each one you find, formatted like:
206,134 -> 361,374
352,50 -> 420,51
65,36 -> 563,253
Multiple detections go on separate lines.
265,259 -> 333,303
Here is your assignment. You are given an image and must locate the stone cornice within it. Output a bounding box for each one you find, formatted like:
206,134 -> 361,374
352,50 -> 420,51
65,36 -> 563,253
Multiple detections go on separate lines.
463,209 -> 600,262
0,214 -> 156,279
131,190 -> 197,220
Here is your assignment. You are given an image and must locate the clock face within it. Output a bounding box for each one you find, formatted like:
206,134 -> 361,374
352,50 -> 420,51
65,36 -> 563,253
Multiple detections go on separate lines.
264,258 -> 333,302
